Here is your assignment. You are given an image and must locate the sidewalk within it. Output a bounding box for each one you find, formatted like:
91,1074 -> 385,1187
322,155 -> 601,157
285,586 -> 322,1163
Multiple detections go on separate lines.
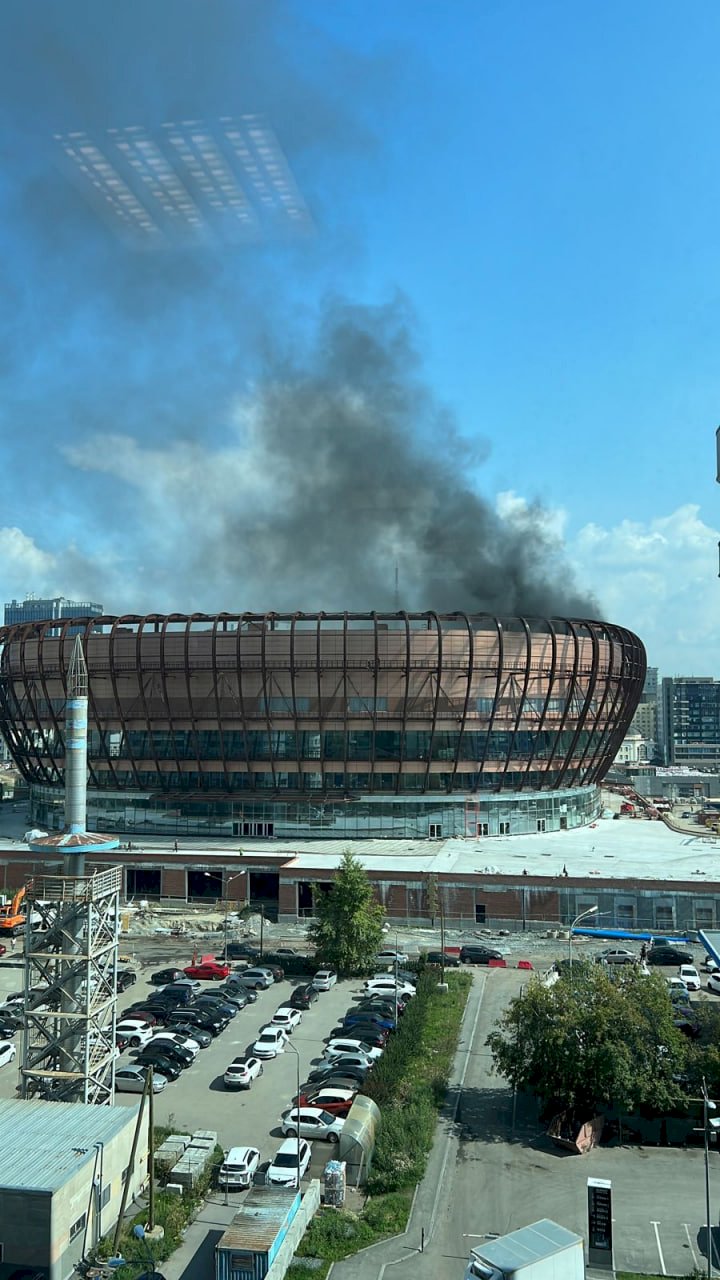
330,972 -> 486,1280
163,1194 -> 239,1280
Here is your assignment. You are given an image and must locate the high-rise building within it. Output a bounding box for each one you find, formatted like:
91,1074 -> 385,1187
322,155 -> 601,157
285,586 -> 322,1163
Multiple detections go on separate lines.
642,666 -> 658,702
3,597 -> 103,630
660,677 -> 720,767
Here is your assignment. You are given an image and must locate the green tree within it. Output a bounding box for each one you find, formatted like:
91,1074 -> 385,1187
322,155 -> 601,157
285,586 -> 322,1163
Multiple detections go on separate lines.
486,964 -> 688,1116
308,849 -> 385,976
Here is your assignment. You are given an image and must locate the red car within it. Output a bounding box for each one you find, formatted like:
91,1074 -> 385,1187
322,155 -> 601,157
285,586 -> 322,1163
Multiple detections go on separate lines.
183,961 -> 230,981
0,945 -> 6,958
295,1087 -> 356,1116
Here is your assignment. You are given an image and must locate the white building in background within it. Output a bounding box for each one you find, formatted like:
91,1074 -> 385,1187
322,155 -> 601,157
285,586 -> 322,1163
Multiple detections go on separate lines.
614,731 -> 651,765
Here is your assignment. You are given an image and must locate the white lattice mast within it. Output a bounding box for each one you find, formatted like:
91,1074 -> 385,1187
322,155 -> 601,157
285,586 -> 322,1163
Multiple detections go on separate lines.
22,635 -> 121,1104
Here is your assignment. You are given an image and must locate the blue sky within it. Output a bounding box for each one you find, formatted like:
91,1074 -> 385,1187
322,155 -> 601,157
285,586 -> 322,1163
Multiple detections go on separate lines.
1,0 -> 719,677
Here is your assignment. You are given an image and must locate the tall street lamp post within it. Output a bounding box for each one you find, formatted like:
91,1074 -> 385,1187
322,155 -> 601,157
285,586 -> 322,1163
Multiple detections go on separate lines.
286,1038 -> 302,1194
568,905 -> 598,972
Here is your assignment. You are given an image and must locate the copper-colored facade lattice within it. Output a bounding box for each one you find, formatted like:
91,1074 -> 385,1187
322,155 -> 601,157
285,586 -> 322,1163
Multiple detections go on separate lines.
0,611 -> 646,797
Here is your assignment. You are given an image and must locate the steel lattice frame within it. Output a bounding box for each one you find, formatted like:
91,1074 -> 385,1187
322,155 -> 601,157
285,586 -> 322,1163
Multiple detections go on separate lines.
0,612 -> 646,797
20,866 -> 120,1105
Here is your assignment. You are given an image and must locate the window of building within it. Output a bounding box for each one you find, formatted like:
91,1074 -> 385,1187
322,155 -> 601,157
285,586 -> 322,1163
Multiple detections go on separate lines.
70,1214 -> 86,1242
696,906 -> 714,929
241,821 -> 274,837
475,903 -> 486,924
100,1185 -> 111,1208
536,819 -> 546,833
499,821 -> 510,835
617,904 -> 636,929
656,905 -> 674,930
477,822 -> 489,837
429,823 -> 442,838
348,697 -> 389,713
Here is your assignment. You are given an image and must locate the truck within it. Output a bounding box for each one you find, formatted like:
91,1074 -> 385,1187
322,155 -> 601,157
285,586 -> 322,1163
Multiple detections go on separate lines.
465,1220 -> 584,1280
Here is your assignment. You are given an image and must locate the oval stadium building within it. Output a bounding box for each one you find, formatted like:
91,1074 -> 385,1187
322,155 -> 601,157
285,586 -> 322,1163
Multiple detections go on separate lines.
0,612 -> 645,840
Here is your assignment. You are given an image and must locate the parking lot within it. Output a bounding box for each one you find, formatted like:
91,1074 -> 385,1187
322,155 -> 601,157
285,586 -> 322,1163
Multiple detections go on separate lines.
0,950 -> 365,1187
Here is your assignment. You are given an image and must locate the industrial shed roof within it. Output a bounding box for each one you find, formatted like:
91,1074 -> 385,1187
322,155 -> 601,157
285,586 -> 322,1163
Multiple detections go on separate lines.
217,1187 -> 299,1252
0,1098 -> 140,1192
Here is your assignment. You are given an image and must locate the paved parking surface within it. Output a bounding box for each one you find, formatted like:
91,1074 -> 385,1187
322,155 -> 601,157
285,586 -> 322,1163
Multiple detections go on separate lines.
0,952 -> 359,1183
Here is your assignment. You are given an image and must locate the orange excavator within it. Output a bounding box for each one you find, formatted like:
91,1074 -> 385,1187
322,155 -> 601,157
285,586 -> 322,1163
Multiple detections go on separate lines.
0,887 -> 28,935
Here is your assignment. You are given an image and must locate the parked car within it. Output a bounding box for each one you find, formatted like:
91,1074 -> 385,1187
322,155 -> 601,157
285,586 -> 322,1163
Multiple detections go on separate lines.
333,1023 -> 388,1048
276,947 -> 301,957
225,942 -> 261,960
425,951 -> 461,967
156,983 -> 194,1005
115,1065 -> 168,1094
312,969 -> 337,991
223,1056 -> 264,1090
252,1026 -> 289,1058
295,1088 -> 355,1116
239,968 -> 274,990
290,985 -> 319,1010
595,948 -> 637,965
267,1137 -> 311,1187
679,964 -> 701,991
218,1146 -> 261,1191
667,977 -> 689,995
134,1049 -> 182,1080
343,1009 -> 396,1032
168,1007 -> 228,1036
376,948 -> 409,965
171,978 -> 202,993
165,1020 -> 212,1048
215,986 -> 248,1009
703,956 -> 720,973
270,1007 -> 303,1035
280,1107 -> 344,1143
116,969 -> 137,991
116,1019 -> 154,1048
708,972 -> 720,996
149,1032 -> 200,1059
126,1004 -> 169,1025
362,979 -> 414,1001
323,1038 -> 382,1063
0,1041 -> 16,1068
192,995 -> 237,1020
302,1074 -> 363,1096
305,1062 -> 368,1087
150,968 -> 185,986
145,1039 -> 193,1069
263,964 -> 285,982
459,945 -> 504,965
356,997 -> 405,1017
647,947 -> 694,967
183,961 -> 230,981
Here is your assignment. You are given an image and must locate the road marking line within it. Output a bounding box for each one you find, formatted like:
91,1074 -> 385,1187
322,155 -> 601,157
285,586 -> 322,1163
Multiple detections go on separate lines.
651,1221 -> 667,1275
684,1224 -> 699,1268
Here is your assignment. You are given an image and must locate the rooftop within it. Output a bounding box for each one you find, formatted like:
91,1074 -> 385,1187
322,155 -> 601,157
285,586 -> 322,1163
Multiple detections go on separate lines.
0,1098 -> 139,1192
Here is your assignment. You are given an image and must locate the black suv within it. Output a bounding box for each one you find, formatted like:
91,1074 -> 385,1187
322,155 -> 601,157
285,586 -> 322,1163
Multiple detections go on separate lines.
290,984 -> 319,1010
459,945 -> 504,965
425,951 -> 461,967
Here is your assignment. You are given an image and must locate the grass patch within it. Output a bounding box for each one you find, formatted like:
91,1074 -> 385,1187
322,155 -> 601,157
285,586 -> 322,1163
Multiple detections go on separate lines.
294,1187 -> 414,1266
364,970 -> 471,1194
91,1132 -> 223,1280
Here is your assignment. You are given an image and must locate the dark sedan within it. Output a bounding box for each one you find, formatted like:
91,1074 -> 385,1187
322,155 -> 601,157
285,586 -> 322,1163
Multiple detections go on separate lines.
425,951 -> 461,968
306,1063 -> 368,1087
165,1020 -> 212,1048
142,1039 -> 194,1069
459,945 -> 504,964
117,969 -> 138,991
134,1050 -> 182,1080
290,985 -> 319,1010
150,968 -> 186,986
647,947 -> 694,967
167,1007 -> 227,1036
192,995 -> 237,1019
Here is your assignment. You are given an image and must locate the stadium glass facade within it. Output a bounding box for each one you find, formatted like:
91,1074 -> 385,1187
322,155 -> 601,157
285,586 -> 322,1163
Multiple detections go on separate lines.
0,611 -> 645,840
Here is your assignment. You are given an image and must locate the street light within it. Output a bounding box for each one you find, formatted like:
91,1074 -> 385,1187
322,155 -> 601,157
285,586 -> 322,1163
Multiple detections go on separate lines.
204,870 -> 245,963
703,1079 -> 720,1279
568,905 -> 598,972
286,1038 -> 302,1195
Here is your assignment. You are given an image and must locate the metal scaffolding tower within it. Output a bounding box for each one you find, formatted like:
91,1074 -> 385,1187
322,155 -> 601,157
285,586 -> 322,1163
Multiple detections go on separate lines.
21,866 -> 120,1104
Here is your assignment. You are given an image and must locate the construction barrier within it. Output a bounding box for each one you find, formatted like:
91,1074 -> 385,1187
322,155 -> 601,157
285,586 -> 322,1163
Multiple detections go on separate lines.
488,957 -> 507,967
517,959 -> 534,970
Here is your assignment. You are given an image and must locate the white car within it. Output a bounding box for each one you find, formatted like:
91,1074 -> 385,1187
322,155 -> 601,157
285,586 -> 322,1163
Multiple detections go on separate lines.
218,1145 -> 261,1190
376,949 -> 409,965
679,964 -> 701,992
280,1107 -> 344,1143
270,1007 -> 303,1035
0,1041 -> 16,1068
363,979 -> 415,1001
323,1038 -> 383,1063
168,977 -> 202,993
252,1026 -> 289,1058
148,1032 -> 200,1059
224,1056 -> 264,1090
703,956 -> 720,973
115,1065 -> 168,1094
116,1019 -> 154,1048
312,970 -> 337,991
267,1137 -> 312,1187
708,972 -> 720,996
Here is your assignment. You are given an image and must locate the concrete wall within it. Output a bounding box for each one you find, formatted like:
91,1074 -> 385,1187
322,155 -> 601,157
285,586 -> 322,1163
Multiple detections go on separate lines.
265,1180 -> 321,1280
